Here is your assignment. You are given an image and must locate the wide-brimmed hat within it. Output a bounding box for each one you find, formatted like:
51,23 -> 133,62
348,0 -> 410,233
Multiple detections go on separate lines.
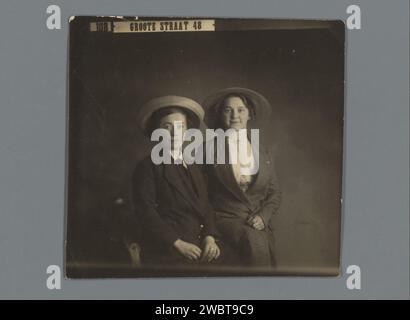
202,87 -> 272,129
137,95 -> 205,135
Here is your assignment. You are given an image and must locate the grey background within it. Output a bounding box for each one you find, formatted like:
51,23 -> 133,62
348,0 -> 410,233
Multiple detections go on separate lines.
0,0 -> 408,299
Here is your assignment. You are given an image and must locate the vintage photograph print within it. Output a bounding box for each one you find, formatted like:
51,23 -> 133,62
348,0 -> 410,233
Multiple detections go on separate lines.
66,16 -> 345,278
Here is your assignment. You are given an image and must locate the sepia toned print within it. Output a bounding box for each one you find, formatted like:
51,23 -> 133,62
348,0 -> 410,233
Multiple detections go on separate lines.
66,16 -> 344,277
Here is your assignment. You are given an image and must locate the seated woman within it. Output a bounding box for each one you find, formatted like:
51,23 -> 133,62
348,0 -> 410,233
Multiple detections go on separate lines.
131,95 -> 234,268
203,88 -> 282,267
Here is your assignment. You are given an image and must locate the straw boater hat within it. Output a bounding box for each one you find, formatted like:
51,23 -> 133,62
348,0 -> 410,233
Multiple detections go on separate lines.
202,87 -> 272,129
137,95 -> 205,136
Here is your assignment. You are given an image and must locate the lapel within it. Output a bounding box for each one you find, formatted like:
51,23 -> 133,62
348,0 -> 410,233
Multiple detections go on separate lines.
213,138 -> 253,210
187,164 -> 206,200
245,145 -> 269,195
163,163 -> 204,216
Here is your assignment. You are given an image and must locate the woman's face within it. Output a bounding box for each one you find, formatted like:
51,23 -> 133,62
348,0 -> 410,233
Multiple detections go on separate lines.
159,111 -> 187,149
221,96 -> 251,130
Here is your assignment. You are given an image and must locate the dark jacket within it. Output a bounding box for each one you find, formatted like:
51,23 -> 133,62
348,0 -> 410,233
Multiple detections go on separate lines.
206,143 -> 282,266
131,156 -> 218,264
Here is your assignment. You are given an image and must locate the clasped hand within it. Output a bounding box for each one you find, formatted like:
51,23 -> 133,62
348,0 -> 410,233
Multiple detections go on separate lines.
246,214 -> 265,231
174,236 -> 220,262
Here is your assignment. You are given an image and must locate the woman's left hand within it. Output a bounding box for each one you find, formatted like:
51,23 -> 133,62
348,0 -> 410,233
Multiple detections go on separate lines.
201,236 -> 221,262
247,214 -> 265,231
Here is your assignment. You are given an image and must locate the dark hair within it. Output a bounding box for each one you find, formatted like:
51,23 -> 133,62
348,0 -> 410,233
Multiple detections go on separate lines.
215,93 -> 256,128
147,106 -> 197,135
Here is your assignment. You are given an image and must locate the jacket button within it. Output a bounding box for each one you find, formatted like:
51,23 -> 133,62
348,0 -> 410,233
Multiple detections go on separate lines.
199,224 -> 204,229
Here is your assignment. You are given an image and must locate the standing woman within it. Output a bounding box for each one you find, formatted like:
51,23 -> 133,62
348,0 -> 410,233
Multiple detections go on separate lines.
203,87 -> 282,267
